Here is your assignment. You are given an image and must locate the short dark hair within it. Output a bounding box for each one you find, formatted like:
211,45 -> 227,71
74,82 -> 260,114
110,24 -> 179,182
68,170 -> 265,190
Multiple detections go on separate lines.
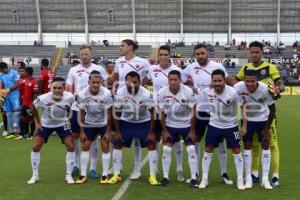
211,69 -> 225,79
89,70 -> 102,80
125,71 -> 140,81
25,67 -> 33,76
41,58 -> 49,67
194,43 -> 208,52
0,62 -> 8,69
168,70 -> 181,79
18,66 -> 26,71
122,39 -> 139,51
52,77 -> 65,84
17,62 -> 26,68
244,69 -> 257,77
106,61 -> 114,66
158,45 -> 171,54
249,41 -> 264,50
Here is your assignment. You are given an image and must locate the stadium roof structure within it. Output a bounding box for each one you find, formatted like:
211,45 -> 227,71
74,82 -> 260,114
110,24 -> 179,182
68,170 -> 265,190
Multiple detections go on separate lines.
0,0 -> 299,44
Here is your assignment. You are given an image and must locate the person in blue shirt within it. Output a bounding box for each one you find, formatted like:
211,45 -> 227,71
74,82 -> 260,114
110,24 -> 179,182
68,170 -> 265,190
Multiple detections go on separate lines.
0,62 -> 21,138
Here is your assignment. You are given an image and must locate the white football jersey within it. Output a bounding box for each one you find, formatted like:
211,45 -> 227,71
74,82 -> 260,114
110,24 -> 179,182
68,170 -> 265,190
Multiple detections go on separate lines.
114,86 -> 153,123
34,91 -> 75,128
78,86 -> 113,126
115,56 -> 150,88
158,84 -> 196,128
147,64 -> 186,103
234,81 -> 275,122
183,60 -> 228,112
198,85 -> 240,129
66,63 -> 108,111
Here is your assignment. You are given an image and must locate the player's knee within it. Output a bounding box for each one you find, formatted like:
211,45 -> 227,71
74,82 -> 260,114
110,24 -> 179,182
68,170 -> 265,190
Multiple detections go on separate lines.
244,141 -> 252,149
82,141 -> 91,151
147,142 -> 156,151
32,143 -> 42,152
231,147 -> 241,154
205,145 -> 214,153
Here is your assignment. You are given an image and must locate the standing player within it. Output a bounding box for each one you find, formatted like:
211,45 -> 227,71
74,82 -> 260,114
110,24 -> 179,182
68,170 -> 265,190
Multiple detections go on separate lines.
235,41 -> 284,187
108,71 -> 159,185
114,39 -> 150,179
105,61 -> 116,91
234,69 -> 275,189
183,44 -> 232,184
17,67 -> 38,140
144,45 -> 186,182
38,58 -> 55,94
76,70 -> 113,184
197,69 -> 245,190
66,45 -> 108,179
27,77 -> 75,184
0,62 -> 21,138
158,70 -> 198,187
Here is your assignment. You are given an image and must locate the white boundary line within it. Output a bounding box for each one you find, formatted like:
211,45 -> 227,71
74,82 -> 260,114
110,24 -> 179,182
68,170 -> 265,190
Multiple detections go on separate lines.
111,155 -> 149,200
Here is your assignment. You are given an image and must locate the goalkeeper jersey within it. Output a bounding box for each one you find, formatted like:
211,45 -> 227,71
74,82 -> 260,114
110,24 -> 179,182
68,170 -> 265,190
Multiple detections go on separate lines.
236,61 -> 281,84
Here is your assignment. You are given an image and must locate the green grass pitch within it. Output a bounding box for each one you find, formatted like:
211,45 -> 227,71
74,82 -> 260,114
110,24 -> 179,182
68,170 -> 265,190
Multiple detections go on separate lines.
0,96 -> 299,200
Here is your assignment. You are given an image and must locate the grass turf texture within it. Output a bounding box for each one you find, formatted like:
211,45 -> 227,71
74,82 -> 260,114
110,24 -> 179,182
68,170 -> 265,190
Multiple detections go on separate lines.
0,96 -> 299,200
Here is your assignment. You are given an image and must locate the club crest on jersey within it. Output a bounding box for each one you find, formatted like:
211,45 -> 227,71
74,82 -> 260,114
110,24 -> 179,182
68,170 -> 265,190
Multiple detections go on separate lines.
226,98 -> 233,105
154,73 -> 158,77
258,96 -> 265,103
261,69 -> 266,76
181,99 -> 186,103
135,65 -> 140,69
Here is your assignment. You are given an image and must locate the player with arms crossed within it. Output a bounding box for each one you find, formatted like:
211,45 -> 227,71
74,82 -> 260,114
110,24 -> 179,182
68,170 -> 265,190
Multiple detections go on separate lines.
158,70 -> 198,187
27,77 -> 75,184
144,45 -> 186,182
66,45 -> 108,179
235,41 -> 284,187
108,71 -> 159,185
183,44 -> 233,184
197,69 -> 246,190
114,39 -> 151,180
234,69 -> 275,190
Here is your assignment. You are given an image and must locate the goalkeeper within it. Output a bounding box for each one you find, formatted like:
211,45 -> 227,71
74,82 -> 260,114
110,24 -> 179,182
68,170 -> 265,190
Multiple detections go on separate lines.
0,62 -> 21,138
230,41 -> 284,188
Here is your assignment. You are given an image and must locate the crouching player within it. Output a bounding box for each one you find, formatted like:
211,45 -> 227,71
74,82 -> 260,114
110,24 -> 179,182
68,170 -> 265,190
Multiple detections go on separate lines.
76,70 -> 113,184
197,69 -> 246,190
158,70 -> 198,187
27,77 -> 76,184
108,71 -> 159,185
234,69 -> 275,189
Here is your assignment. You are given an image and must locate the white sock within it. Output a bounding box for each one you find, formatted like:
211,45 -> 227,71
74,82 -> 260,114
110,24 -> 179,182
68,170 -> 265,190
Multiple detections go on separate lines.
186,145 -> 197,180
148,150 -> 158,176
31,151 -> 40,177
261,149 -> 271,182
133,138 -> 142,172
156,141 -> 160,158
252,170 -> 259,177
162,145 -> 172,179
74,138 -> 80,167
174,141 -> 183,172
273,173 -> 279,179
80,151 -> 89,177
202,152 -> 212,180
112,149 -> 122,174
195,142 -> 200,175
233,153 -> 244,181
102,152 -> 111,176
66,151 -> 75,174
89,140 -> 99,171
243,150 -> 252,180
217,141 -> 227,175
